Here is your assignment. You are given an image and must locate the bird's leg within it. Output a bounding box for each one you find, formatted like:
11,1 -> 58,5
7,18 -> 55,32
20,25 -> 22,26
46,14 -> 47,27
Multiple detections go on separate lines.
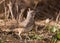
17,28 -> 25,40
25,33 -> 30,40
18,34 -> 22,40
18,32 -> 22,40
26,35 -> 30,40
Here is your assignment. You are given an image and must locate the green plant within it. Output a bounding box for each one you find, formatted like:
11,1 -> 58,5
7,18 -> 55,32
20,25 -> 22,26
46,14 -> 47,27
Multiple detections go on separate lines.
29,34 -> 43,40
50,25 -> 57,33
56,31 -> 60,40
33,35 -> 43,40
0,40 -> 7,43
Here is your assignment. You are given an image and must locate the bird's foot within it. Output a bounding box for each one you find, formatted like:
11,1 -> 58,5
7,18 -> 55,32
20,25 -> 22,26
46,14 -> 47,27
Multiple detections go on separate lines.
18,35 -> 22,40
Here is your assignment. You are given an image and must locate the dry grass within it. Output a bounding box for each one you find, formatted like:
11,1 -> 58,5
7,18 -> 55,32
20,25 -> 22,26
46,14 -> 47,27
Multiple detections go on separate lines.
0,0 -> 60,43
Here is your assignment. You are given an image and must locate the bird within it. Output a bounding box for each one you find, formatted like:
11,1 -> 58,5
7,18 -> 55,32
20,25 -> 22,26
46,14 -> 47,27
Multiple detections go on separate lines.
12,8 -> 35,39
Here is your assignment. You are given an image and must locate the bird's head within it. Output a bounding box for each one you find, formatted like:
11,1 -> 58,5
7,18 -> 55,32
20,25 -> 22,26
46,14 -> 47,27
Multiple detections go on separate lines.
27,8 -> 35,18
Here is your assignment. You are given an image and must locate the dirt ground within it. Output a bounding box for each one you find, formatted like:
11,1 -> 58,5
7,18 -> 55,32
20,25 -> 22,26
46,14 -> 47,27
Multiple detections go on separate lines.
0,19 -> 59,43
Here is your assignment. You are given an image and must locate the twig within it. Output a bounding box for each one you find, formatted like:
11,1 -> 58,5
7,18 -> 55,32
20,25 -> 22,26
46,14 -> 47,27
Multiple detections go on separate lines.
0,0 -> 5,5
19,9 -> 25,22
56,11 -> 60,23
0,10 -> 9,18
34,0 -> 41,9
7,2 -> 14,19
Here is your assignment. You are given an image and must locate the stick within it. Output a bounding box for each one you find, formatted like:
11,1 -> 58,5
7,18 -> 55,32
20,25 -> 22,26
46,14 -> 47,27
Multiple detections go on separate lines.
7,2 -> 14,19
0,0 -> 5,5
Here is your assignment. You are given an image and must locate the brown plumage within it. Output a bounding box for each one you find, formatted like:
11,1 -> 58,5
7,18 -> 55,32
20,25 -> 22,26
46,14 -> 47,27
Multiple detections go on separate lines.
12,8 -> 35,39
